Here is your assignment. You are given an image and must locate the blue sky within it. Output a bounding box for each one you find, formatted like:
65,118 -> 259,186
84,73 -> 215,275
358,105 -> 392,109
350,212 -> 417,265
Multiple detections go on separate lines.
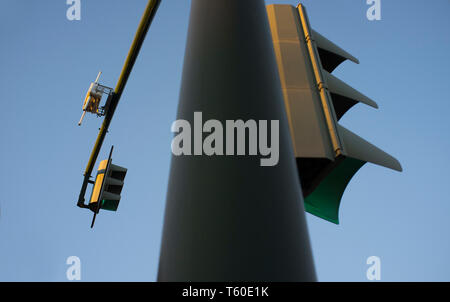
0,0 -> 449,281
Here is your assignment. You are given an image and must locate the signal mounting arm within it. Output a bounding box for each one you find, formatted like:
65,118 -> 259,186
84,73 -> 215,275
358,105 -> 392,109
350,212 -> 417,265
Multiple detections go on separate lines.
76,0 -> 161,226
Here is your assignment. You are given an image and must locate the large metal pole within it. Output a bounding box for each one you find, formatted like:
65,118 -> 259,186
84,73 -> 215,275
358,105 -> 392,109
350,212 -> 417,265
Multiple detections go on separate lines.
157,0 -> 316,281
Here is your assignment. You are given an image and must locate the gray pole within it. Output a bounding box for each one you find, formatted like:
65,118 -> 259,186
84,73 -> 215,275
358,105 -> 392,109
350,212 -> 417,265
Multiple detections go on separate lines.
157,0 -> 317,282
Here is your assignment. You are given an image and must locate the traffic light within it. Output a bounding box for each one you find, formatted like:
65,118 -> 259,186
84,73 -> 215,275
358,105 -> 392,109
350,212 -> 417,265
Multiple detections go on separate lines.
89,158 -> 127,214
266,4 -> 402,224
75,0 -> 161,230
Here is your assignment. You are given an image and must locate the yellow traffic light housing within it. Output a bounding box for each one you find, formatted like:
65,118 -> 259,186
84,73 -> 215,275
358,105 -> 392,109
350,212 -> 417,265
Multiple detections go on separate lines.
267,4 -> 402,224
88,146 -> 127,228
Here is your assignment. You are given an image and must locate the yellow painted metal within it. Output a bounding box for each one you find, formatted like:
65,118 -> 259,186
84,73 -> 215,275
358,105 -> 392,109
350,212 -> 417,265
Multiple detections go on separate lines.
78,0 -> 160,210
297,4 -> 343,157
114,0 -> 160,96
83,0 -> 160,176
82,84 -> 102,114
266,4 -> 334,160
89,159 -> 109,205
